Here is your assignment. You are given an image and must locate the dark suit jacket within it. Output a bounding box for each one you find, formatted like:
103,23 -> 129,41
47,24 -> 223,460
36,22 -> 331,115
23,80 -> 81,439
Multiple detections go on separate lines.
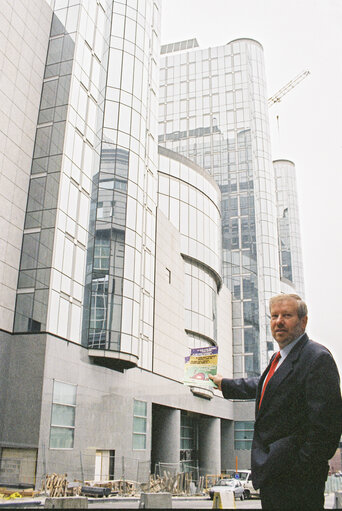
221,334 -> 342,489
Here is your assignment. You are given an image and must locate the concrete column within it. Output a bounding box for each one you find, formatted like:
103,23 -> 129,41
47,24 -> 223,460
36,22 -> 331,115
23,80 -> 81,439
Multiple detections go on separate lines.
198,416 -> 221,477
221,419 -> 234,472
151,405 -> 180,473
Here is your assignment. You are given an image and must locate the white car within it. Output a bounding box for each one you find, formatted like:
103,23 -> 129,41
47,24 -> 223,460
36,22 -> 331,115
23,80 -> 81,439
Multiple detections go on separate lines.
221,469 -> 260,499
209,478 -> 245,500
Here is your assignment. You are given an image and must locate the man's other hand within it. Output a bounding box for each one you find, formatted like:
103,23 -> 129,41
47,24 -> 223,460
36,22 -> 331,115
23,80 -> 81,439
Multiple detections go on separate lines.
209,374 -> 223,391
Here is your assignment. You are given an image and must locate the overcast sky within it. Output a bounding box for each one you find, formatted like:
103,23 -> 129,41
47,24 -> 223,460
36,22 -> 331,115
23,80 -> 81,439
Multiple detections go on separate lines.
160,0 -> 342,370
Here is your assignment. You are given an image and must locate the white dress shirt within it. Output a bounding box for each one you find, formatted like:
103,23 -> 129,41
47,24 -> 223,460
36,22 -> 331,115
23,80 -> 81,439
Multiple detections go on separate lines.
275,332 -> 305,371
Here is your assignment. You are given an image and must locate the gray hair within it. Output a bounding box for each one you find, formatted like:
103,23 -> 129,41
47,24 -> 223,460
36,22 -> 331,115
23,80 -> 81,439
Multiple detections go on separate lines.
269,294 -> 308,319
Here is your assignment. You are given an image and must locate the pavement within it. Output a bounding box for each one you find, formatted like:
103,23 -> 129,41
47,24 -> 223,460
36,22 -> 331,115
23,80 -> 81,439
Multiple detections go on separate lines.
0,492 -> 337,508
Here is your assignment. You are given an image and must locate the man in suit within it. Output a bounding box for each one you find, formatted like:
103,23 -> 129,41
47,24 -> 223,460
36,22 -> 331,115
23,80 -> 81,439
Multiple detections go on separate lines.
210,293 -> 342,510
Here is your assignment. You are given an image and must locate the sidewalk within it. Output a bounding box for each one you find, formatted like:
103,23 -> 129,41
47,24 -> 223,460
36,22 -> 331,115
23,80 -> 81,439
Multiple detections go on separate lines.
0,492 -> 337,508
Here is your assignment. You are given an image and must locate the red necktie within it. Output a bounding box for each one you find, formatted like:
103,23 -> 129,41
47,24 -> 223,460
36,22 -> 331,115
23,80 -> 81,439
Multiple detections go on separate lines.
259,352 -> 281,409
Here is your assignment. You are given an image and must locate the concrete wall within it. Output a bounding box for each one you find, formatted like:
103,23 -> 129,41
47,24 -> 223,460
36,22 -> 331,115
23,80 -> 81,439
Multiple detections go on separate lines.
32,335 -> 236,483
0,331 -> 239,485
0,331 -> 46,448
153,211 -> 188,381
0,0 -> 52,331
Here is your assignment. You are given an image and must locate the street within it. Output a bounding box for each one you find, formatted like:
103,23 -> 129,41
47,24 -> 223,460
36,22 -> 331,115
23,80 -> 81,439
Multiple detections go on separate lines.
87,493 -> 336,509
87,497 -> 260,509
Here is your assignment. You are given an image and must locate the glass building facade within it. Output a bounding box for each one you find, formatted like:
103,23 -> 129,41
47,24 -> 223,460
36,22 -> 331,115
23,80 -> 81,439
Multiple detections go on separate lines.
274,159 -> 305,297
159,38 -> 280,377
13,0 -> 162,370
0,0 -> 306,483
158,146 -> 222,351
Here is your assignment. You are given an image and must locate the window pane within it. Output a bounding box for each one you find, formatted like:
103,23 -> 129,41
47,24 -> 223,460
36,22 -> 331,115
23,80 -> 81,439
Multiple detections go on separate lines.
181,438 -> 193,449
234,421 -> 254,430
234,440 -> 252,450
132,433 -> 146,450
133,416 -> 146,434
34,126 -> 52,158
234,430 -> 253,440
133,400 -> 147,416
51,403 -> 75,427
234,421 -> 254,450
53,381 -> 76,405
50,427 -> 74,449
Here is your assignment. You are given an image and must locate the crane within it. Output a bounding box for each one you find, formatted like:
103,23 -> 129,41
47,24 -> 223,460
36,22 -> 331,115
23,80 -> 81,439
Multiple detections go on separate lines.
268,70 -> 310,107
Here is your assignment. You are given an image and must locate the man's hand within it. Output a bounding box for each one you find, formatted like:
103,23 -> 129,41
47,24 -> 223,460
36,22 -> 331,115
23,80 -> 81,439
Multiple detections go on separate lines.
209,373 -> 223,391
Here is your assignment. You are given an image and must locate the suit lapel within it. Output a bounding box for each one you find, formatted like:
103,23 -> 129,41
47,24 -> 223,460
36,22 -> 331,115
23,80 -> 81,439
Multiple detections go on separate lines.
256,334 -> 308,417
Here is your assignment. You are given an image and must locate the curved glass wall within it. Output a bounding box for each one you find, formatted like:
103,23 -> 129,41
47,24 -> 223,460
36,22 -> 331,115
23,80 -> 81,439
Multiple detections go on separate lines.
184,257 -> 218,344
274,160 -> 305,297
159,38 -> 280,376
158,147 -> 221,349
14,0 -> 162,360
86,147 -> 128,350
158,147 -> 221,278
83,0 -> 161,369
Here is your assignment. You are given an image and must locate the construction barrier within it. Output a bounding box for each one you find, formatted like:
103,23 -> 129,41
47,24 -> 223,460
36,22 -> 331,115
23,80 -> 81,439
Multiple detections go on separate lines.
139,492 -> 172,508
212,491 -> 235,509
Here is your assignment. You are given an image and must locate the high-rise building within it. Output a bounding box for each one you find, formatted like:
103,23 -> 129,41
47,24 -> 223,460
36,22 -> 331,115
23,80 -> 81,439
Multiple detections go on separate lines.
273,159 -> 305,297
159,38 -> 304,378
0,0 -> 239,486
0,1 -> 304,487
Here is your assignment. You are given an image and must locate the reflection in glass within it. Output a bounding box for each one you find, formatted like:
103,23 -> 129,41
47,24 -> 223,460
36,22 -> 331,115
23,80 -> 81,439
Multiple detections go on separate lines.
85,147 -> 129,352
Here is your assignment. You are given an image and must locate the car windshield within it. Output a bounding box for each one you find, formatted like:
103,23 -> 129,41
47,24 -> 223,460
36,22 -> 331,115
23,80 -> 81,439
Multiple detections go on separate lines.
216,480 -> 235,487
224,470 -> 248,481
238,473 -> 248,481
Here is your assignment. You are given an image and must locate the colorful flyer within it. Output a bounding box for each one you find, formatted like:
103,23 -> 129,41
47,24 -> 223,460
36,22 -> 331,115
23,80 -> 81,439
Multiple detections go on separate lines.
184,346 -> 218,389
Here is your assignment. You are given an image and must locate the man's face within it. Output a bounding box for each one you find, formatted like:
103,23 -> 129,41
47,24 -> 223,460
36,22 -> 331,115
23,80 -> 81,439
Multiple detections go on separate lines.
270,298 -> 308,348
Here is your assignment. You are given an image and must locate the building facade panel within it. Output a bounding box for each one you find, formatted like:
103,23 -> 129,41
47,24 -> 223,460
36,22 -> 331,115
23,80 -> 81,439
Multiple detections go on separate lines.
0,0 -> 53,331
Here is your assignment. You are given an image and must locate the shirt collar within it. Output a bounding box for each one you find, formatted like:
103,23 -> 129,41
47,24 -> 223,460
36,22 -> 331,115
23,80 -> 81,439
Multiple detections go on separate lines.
279,333 -> 305,359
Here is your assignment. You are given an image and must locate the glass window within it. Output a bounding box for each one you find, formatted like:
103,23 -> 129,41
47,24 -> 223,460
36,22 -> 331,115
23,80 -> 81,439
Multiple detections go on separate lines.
41,80 -> 58,109
53,381 -> 77,405
50,380 -> 77,449
50,427 -> 74,449
21,233 -> 40,269
133,400 -> 147,450
34,126 -> 52,158
234,421 -> 254,450
51,403 -> 75,426
47,37 -> 63,65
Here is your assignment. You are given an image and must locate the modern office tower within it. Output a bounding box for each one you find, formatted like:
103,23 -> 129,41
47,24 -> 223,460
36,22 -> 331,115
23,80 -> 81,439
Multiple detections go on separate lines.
159,38 -> 281,378
0,0 -> 239,485
13,0 -> 161,373
273,159 -> 305,297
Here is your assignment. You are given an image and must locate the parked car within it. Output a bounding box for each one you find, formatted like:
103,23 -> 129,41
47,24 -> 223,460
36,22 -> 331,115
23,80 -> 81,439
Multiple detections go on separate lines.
209,478 -> 245,500
221,469 -> 260,499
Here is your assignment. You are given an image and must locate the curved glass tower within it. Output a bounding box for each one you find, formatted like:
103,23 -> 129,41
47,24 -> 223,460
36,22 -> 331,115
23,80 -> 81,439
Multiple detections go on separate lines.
274,159 -> 305,297
14,0 -> 162,371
